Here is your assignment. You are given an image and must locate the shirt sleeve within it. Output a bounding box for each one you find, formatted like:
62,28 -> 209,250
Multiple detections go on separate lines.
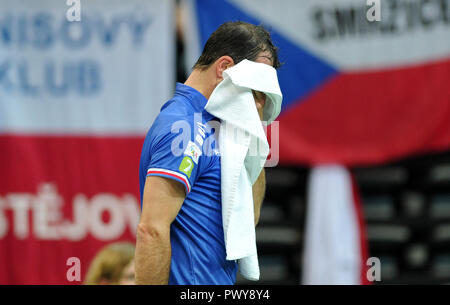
145,125 -> 203,195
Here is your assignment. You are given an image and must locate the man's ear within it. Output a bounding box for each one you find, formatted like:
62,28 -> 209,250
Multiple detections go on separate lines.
215,56 -> 234,81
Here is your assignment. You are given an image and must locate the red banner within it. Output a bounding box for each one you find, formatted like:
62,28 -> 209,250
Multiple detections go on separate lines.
0,135 -> 143,284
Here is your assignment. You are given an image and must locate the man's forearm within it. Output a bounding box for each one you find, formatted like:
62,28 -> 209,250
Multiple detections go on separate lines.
135,223 -> 171,285
252,168 -> 266,226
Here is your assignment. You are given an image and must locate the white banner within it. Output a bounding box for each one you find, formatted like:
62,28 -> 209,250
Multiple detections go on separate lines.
0,0 -> 175,135
303,166 -> 363,285
228,0 -> 450,70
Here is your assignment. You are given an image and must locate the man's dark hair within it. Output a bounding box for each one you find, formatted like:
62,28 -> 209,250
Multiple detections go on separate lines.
193,21 -> 281,70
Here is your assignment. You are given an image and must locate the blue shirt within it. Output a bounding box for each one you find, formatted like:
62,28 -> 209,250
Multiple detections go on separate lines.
139,83 -> 238,285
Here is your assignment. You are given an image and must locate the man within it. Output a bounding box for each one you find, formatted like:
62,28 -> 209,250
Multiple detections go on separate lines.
135,21 -> 281,285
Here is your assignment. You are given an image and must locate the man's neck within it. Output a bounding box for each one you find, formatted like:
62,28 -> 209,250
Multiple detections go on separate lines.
184,68 -> 217,100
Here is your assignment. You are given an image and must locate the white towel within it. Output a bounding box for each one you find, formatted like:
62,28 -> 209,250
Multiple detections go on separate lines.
204,59 -> 283,280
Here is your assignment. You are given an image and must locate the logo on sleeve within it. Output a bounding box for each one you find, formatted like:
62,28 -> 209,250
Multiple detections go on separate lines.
184,140 -> 202,164
179,156 -> 194,178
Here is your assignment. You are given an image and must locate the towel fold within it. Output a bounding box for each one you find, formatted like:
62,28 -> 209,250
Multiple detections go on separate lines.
204,59 -> 282,280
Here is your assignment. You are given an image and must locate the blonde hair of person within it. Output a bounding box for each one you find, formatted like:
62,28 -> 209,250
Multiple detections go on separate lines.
84,242 -> 135,285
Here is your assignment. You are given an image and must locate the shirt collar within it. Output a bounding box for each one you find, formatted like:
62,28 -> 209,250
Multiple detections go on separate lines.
174,82 -> 208,112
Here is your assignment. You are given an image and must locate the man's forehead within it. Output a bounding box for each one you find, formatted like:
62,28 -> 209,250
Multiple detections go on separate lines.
255,51 -> 274,67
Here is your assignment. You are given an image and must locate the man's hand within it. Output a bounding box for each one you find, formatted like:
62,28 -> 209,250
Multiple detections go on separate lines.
135,176 -> 186,285
253,90 -> 266,120
252,90 -> 267,226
